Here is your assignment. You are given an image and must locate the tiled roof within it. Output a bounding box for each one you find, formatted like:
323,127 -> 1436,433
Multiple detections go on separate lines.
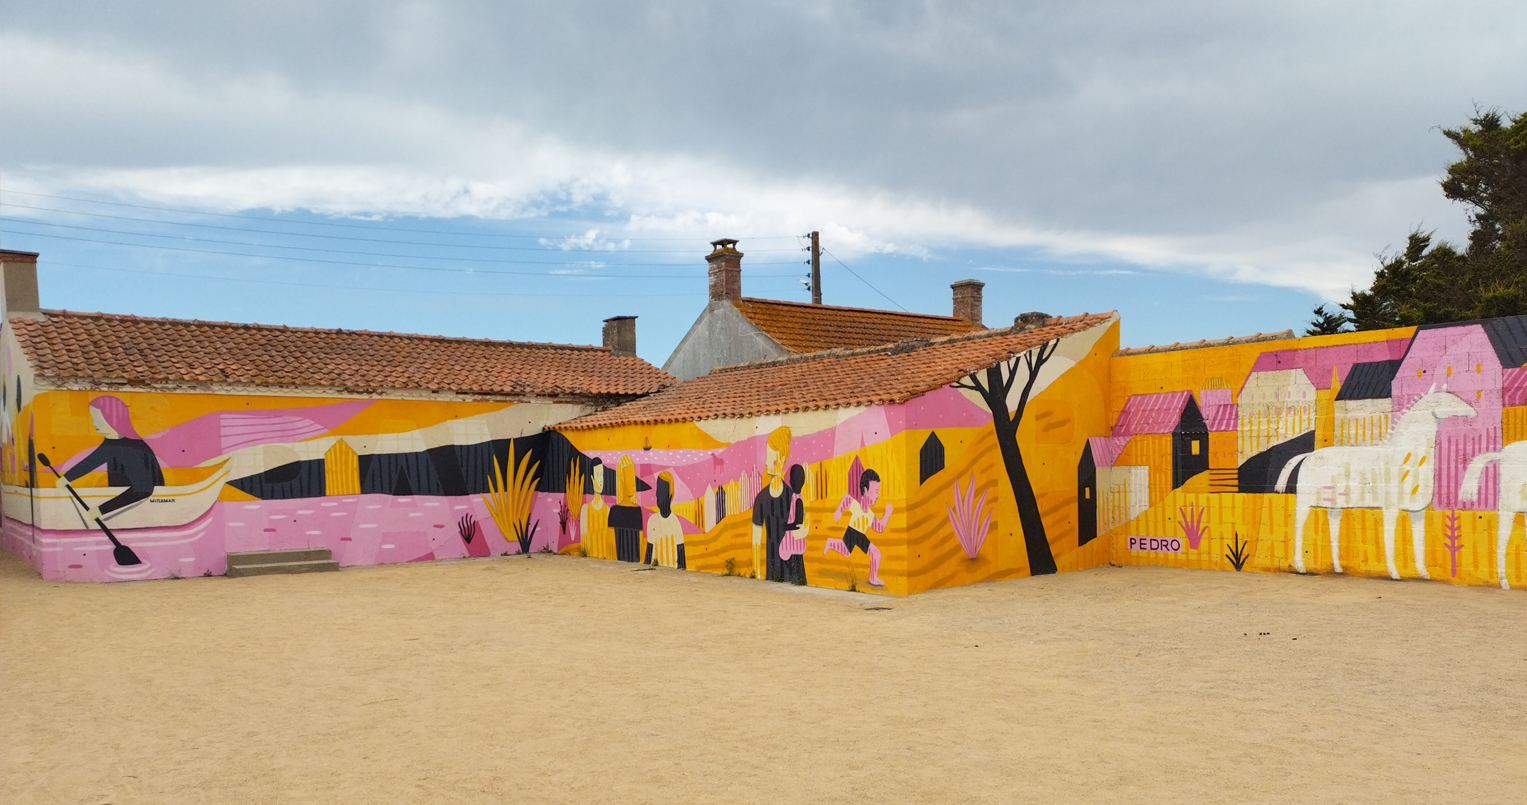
732,297 -> 979,354
10,310 -> 672,400
1198,388 -> 1238,432
1115,330 -> 1293,356
1335,360 -> 1402,402
559,313 -> 1115,429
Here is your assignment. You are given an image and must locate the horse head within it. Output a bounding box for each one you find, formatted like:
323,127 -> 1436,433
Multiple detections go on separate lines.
1408,387 -> 1477,422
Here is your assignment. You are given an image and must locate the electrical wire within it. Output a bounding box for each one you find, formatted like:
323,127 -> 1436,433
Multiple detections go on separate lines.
2,229 -> 803,278
43,261 -> 713,298
821,247 -> 909,312
1,190 -> 802,242
0,201 -> 802,253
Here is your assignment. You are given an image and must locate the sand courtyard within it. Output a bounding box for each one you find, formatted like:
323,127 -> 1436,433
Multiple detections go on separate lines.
3,552 -> 1524,804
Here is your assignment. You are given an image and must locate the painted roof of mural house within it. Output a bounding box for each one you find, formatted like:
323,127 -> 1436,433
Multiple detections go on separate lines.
1111,391 -> 1201,437
1197,388 -> 1238,431
1335,359 -> 1403,401
1246,333 -> 1413,390
1408,314 -> 1527,368
559,312 -> 1115,429
731,297 -> 980,354
9,310 -> 673,400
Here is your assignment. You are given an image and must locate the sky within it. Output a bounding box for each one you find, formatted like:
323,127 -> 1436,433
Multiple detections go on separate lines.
1,1 -> 1523,366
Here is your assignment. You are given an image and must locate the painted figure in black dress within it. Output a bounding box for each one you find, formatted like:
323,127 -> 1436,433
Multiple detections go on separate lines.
608,455 -> 644,562
752,426 -> 799,582
58,396 -> 164,524
774,463 -> 809,583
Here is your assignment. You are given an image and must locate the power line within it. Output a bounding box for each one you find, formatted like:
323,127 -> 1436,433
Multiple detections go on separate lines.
2,189 -> 802,242
821,247 -> 908,312
1,229 -> 803,278
0,201 -> 803,253
43,261 -> 712,298
0,218 -> 805,269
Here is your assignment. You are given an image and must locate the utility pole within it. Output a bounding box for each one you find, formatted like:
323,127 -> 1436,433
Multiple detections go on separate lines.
809,230 -> 822,305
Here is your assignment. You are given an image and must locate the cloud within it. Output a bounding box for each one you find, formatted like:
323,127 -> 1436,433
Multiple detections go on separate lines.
1,1 -> 1522,299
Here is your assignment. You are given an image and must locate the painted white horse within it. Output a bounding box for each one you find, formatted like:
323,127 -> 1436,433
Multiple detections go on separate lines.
1275,388 -> 1476,578
1459,443 -> 1527,589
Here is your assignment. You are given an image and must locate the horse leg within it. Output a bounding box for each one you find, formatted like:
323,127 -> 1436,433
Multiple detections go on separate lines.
1327,507 -> 1343,574
1293,494 -> 1311,574
1382,507 -> 1400,580
1500,509 -> 1517,591
1410,510 -> 1430,580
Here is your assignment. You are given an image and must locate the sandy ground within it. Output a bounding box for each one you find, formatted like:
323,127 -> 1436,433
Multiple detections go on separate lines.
3,553 -> 1525,805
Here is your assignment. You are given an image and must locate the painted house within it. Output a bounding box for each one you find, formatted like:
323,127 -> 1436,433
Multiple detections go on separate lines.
1333,359 -> 1401,445
562,312 -> 1119,594
661,239 -> 985,380
1108,390 -> 1210,500
0,250 -> 673,582
1392,316 -> 1527,510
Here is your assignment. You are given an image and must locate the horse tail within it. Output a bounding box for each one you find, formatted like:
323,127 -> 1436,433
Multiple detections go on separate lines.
1459,451 -> 1503,504
1274,453 -> 1311,494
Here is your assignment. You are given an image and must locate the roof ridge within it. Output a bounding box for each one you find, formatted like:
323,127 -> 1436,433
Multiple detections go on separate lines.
735,296 -> 969,322
25,309 -> 615,354
1115,329 -> 1294,356
714,311 -> 1113,373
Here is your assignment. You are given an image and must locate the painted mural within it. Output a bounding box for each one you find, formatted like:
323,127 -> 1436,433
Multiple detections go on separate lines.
0,389 -> 590,582
1095,316 -> 1527,590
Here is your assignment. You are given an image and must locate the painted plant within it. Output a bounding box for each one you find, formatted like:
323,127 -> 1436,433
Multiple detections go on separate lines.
947,474 -> 992,559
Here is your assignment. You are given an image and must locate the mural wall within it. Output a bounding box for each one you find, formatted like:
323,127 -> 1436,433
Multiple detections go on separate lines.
0,388 -> 591,581
1094,317 -> 1527,589
561,320 -> 1118,595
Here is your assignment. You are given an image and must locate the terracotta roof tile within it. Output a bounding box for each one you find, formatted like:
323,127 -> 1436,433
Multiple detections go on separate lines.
560,313 -> 1115,429
732,297 -> 978,353
11,310 -> 672,400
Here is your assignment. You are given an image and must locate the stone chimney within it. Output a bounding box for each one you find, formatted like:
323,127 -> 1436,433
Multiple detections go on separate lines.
951,279 -> 984,327
1,250 -> 42,320
602,315 -> 637,357
706,238 -> 743,302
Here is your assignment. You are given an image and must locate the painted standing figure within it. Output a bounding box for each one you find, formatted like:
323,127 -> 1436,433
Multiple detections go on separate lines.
751,426 -> 794,581
579,457 -> 614,559
58,396 -> 164,524
609,455 -> 644,562
776,463 -> 809,583
826,467 -> 890,587
645,471 -> 686,569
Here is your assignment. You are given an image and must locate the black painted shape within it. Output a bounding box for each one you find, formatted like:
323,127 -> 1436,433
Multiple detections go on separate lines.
229,459 -> 327,500
1077,441 -> 1098,546
1237,431 -> 1315,494
426,445 -> 469,496
1336,360 -> 1402,401
919,432 -> 945,485
715,487 -> 727,521
1172,396 -> 1210,489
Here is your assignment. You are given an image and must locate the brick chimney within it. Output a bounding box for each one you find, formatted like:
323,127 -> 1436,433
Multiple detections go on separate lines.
706,238 -> 743,302
1,250 -> 42,320
951,279 -> 984,328
602,315 -> 637,357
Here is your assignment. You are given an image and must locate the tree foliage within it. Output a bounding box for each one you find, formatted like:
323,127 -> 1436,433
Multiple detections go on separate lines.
1334,109 -> 1527,331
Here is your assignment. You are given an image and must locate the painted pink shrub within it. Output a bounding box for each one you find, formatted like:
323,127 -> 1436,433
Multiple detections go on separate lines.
1179,505 -> 1208,549
1443,510 -> 1464,578
947,475 -> 993,559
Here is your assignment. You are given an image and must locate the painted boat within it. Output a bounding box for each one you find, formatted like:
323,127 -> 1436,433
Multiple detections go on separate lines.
1,465 -> 232,531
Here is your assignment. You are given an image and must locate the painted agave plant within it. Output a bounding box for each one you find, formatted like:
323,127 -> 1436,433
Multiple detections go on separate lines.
947,474 -> 992,559
484,451 -> 540,555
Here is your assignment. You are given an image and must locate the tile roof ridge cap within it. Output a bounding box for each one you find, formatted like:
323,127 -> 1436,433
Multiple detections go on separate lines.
33,308 -> 617,353
1115,326 -> 1292,355
710,311 -> 1110,373
734,296 -> 970,322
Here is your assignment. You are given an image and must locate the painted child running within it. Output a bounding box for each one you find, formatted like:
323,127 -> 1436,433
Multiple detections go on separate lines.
826,468 -> 890,587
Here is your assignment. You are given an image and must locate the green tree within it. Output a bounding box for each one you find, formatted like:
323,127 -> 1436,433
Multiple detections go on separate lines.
1305,304 -> 1352,336
1340,109 -> 1527,330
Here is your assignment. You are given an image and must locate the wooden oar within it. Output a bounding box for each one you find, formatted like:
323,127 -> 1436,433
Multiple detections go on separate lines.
36,453 -> 142,567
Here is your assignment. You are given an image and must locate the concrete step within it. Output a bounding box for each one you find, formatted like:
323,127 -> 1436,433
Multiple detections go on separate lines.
227,548 -> 332,567
226,559 -> 340,578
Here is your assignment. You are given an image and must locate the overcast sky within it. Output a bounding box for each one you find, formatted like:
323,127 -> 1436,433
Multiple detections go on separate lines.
1,2 -> 1522,361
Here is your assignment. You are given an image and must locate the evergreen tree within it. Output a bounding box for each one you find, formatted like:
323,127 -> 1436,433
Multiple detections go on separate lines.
1341,109 -> 1527,329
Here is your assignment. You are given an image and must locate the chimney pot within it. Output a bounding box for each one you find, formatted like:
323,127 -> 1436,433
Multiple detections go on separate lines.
706,238 -> 743,302
602,315 -> 637,357
1,250 -> 42,320
951,279 -> 984,328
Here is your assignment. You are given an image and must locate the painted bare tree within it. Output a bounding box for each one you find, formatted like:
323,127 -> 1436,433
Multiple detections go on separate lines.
952,339 -> 1060,575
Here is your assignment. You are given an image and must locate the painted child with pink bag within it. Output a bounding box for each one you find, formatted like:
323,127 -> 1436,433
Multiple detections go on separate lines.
826,466 -> 890,587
